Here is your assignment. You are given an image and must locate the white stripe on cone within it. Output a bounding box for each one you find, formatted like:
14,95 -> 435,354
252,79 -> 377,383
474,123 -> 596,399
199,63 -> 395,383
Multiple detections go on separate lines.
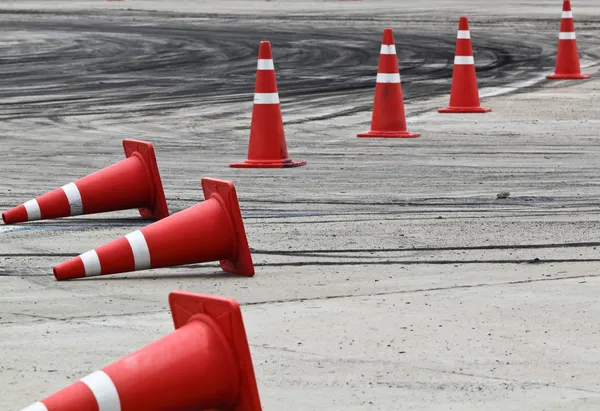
125,230 -> 151,270
20,402 -> 48,411
457,30 -> 471,39
380,44 -> 396,55
81,250 -> 102,277
253,93 -> 280,104
559,32 -> 576,40
80,371 -> 121,411
376,73 -> 401,83
23,199 -> 41,221
562,11 -> 573,18
257,59 -> 274,70
61,182 -> 83,216
454,56 -> 475,65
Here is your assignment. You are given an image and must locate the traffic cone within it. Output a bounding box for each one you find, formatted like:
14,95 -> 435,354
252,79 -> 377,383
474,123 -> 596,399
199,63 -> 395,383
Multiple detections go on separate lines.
357,28 -> 419,139
547,0 -> 590,80
53,177 -> 254,280
19,291 -> 262,411
438,16 -> 491,113
2,139 -> 169,224
230,41 -> 306,168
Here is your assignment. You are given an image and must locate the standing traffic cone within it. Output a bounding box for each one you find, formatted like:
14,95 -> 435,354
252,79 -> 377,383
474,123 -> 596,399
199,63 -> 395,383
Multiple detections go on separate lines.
53,178 -> 254,280
230,41 -> 306,168
2,139 -> 169,224
19,291 -> 262,411
438,17 -> 491,113
547,0 -> 590,80
358,28 -> 420,138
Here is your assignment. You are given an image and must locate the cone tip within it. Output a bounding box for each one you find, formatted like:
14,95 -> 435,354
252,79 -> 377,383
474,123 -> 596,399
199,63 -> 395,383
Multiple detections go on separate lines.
1,206 -> 26,225
382,28 -> 395,45
458,16 -> 470,30
258,41 -> 273,59
53,258 -> 85,281
563,0 -> 572,11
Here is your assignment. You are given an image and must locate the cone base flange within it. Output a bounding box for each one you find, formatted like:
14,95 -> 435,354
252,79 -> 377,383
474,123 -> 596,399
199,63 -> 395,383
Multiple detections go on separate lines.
357,130 -> 420,139
169,292 -> 262,411
546,73 -> 591,80
123,139 -> 170,220
201,178 -> 255,277
438,106 -> 492,113
229,159 -> 307,168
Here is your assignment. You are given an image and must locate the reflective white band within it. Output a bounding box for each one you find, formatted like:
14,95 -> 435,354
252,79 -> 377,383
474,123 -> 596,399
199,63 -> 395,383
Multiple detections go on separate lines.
376,73 -> 401,83
457,30 -> 471,39
257,59 -> 274,70
125,230 -> 151,270
80,371 -> 121,411
559,32 -> 576,40
253,93 -> 280,104
454,56 -> 475,65
562,11 -> 573,18
20,403 -> 48,411
81,250 -> 102,277
380,44 -> 396,55
24,199 -> 41,221
61,182 -> 83,216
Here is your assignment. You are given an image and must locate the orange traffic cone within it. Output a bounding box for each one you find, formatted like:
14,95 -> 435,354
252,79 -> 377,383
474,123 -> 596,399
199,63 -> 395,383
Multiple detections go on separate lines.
19,291 -> 262,411
547,0 -> 590,80
230,41 -> 306,168
438,16 -> 491,113
358,28 -> 419,138
2,139 -> 169,224
53,178 -> 254,280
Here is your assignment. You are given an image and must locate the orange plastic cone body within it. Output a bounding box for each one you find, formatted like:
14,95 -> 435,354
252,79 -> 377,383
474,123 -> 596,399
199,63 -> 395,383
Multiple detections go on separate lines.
19,291 -> 262,411
53,178 -> 254,281
230,41 -> 306,168
547,0 -> 590,80
2,139 -> 169,224
358,28 -> 420,138
438,17 -> 491,113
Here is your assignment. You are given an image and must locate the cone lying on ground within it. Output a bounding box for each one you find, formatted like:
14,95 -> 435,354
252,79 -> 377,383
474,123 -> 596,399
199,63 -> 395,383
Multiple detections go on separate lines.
547,0 -> 590,80
19,291 -> 262,411
2,139 -> 169,224
53,178 -> 254,281
230,41 -> 306,168
358,28 -> 420,138
438,16 -> 491,113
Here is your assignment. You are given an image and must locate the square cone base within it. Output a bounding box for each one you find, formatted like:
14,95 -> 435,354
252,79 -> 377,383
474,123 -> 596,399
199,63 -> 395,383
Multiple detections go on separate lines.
201,178 -> 254,276
169,291 -> 262,411
229,159 -> 307,168
438,107 -> 492,113
123,139 -> 170,220
546,73 -> 591,80
357,130 -> 420,139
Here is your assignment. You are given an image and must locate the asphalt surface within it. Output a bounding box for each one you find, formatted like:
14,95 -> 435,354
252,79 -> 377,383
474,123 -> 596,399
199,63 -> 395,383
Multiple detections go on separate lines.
2,1 -> 600,410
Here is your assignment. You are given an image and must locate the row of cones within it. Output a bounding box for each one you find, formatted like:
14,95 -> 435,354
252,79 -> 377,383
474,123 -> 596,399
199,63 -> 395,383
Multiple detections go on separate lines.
20,291 -> 263,410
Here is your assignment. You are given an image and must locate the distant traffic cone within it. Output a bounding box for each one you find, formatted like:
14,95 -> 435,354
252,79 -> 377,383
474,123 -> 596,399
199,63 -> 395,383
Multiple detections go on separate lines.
19,291 -> 262,411
2,139 -> 169,224
230,41 -> 306,168
438,17 -> 491,113
358,28 -> 420,138
547,0 -> 590,80
53,178 -> 254,280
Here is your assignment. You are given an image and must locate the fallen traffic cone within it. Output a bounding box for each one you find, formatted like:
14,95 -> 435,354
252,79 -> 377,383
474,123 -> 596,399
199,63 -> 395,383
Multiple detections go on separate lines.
19,291 -> 262,411
230,41 -> 306,168
438,16 -> 491,113
2,139 -> 169,224
358,28 -> 420,138
547,0 -> 590,80
53,177 -> 254,280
